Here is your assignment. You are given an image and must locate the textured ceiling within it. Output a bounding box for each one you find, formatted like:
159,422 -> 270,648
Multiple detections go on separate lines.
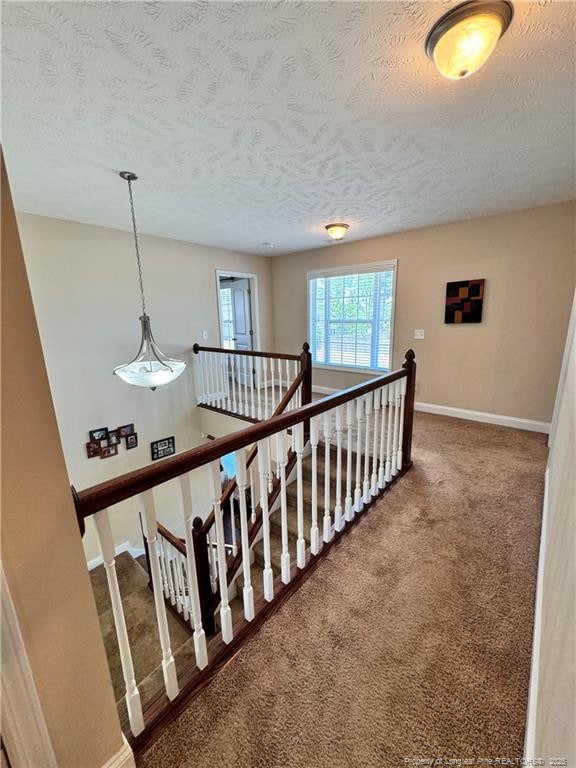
2,1 -> 575,255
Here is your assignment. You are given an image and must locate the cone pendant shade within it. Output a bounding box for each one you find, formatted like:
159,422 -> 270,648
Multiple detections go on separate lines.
114,314 -> 186,389
113,171 -> 186,390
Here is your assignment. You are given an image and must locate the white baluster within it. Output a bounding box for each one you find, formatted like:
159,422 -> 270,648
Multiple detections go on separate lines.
157,537 -> 170,600
354,397 -> 364,513
344,401 -> 354,522
207,462 -> 233,643
249,461 -> 257,524
385,383 -> 394,483
263,357 -> 269,418
392,380 -> 401,477
198,351 -> 207,404
178,555 -> 190,622
270,357 -> 276,413
250,355 -> 256,419
371,389 -> 380,495
363,393 -> 372,504
378,384 -> 389,489
257,438 -> 274,600
309,416 -> 320,555
256,358 -> 263,420
93,510 -> 144,736
216,353 -> 224,410
285,359 -> 291,407
172,549 -> 184,615
276,429 -> 291,583
323,412 -> 332,542
161,538 -> 176,605
178,473 -> 208,669
140,492 -> 179,700
206,352 -> 214,406
207,528 -> 217,592
277,358 -> 283,410
235,449 -> 255,620
224,353 -> 231,411
295,422 -> 306,567
334,406 -> 344,532
397,376 -> 407,470
229,497 -> 237,557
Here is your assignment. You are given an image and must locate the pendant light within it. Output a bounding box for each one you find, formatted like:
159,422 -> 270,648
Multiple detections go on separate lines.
426,1 -> 513,80
113,171 -> 186,390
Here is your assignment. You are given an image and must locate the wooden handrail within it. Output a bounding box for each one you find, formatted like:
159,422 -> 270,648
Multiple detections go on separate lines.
193,343 -> 301,362
157,522 -> 186,556
73,355 -> 412,519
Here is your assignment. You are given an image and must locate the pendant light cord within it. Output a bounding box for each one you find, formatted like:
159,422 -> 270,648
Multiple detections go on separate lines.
126,177 -> 147,316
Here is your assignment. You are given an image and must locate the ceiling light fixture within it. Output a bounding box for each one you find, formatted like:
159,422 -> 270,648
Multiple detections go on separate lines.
426,0 -> 513,80
325,223 -> 350,241
113,171 -> 186,390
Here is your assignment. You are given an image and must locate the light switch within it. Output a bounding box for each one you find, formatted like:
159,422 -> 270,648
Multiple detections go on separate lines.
202,330 -> 209,340
414,329 -> 425,340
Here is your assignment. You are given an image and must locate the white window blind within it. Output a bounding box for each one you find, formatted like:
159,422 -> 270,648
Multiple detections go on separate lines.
308,262 -> 396,372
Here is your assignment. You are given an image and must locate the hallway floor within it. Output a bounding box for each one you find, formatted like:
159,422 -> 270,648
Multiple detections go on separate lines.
138,412 -> 547,767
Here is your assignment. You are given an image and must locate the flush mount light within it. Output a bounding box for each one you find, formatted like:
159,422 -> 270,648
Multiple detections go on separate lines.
426,0 -> 513,80
325,223 -> 350,241
113,171 -> 186,390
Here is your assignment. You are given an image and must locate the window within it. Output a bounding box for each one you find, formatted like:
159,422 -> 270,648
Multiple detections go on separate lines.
308,262 -> 396,372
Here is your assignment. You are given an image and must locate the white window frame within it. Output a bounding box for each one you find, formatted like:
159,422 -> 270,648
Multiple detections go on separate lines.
307,260 -> 397,375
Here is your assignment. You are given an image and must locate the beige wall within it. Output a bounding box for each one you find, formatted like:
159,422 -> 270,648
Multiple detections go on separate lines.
16,213 -> 273,560
272,202 -> 575,423
529,290 -> 575,761
1,159 -> 125,766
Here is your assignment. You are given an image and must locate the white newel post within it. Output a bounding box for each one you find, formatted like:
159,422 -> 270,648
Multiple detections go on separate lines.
309,416 -> 320,555
295,422 -> 306,567
276,430 -> 291,583
397,376 -> 407,470
257,438 -> 274,600
354,396 -> 364,513
140,492 -> 179,700
345,401 -> 354,522
322,412 -> 332,542
207,462 -> 233,644
334,406 -> 344,532
371,389 -> 380,495
93,509 -> 144,737
179,473 -> 209,669
235,449 -> 255,620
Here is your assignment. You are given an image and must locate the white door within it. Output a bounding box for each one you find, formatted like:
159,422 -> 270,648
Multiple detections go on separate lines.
230,279 -> 253,351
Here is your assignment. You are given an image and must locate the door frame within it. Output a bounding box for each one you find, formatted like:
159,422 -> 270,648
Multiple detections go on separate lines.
215,270 -> 260,350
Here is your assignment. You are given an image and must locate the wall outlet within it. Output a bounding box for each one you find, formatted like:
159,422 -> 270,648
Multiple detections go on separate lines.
202,330 -> 209,340
414,329 -> 425,340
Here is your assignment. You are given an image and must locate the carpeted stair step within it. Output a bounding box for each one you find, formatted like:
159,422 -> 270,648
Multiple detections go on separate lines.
252,526 -> 298,572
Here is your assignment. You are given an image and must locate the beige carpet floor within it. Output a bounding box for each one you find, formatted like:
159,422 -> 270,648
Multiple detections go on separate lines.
138,412 -> 547,768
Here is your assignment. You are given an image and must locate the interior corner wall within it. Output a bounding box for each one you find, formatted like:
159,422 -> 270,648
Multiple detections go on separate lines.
271,202 -> 576,424
2,157 -> 125,768
16,213 -> 273,561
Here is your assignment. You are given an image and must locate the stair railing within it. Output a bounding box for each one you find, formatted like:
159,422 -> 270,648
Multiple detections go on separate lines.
192,342 -> 312,422
73,349 -> 416,748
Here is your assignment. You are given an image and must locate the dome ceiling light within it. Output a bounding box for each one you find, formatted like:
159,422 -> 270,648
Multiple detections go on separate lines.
425,1 -> 514,80
113,171 -> 186,390
325,223 -> 350,241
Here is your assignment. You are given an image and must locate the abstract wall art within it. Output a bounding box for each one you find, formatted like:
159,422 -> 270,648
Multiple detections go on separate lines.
445,279 -> 485,324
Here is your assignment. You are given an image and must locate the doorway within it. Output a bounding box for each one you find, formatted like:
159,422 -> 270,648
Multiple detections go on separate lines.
216,270 -> 258,351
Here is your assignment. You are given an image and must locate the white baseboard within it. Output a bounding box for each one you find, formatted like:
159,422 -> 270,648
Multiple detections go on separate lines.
87,541 -> 145,571
312,385 -> 338,395
101,737 -> 136,768
415,401 -> 550,433
523,467 -> 550,760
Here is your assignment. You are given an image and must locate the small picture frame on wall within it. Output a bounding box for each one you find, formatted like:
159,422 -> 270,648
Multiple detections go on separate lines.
108,429 -> 121,446
89,427 -> 109,442
118,423 -> 135,438
100,444 -> 118,459
86,441 -> 101,459
151,436 -> 175,461
125,433 -> 138,450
